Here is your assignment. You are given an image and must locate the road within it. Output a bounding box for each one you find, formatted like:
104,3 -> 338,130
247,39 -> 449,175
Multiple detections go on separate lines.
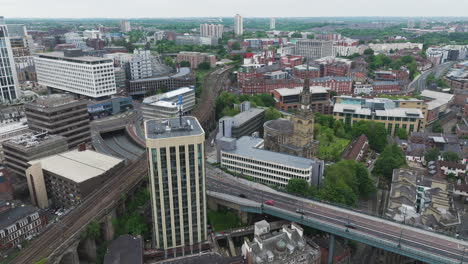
408,62 -> 453,92
205,164 -> 468,264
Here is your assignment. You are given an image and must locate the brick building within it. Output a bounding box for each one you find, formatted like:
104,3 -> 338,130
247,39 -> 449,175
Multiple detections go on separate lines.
310,76 -> 353,95
372,81 -> 401,94
241,78 -> 303,95
176,52 -> 216,69
292,64 -> 321,79
279,55 -> 303,68
342,134 -> 369,162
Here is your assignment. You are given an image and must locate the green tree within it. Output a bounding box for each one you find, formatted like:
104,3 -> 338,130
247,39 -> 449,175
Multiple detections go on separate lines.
163,56 -> 175,68
432,120 -> 443,133
179,61 -> 190,67
286,178 -> 309,196
265,107 -> 281,121
395,128 -> 408,139
291,31 -> 302,38
373,144 -> 407,180
442,151 -> 459,162
259,93 -> 275,107
215,92 -> 240,119
231,42 -> 241,50
424,147 -> 440,162
363,48 -> 374,56
82,220 -> 100,240
197,62 -> 211,70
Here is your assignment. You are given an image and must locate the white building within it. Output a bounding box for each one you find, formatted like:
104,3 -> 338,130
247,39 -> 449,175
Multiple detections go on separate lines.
199,23 -> 224,39
0,17 -> 20,102
34,50 -> 116,98
141,87 -> 195,120
354,83 -> 373,95
64,32 -> 87,50
120,20 -> 131,33
234,14 -> 243,36
294,40 -> 333,60
83,30 -> 101,40
128,49 -> 153,80
218,136 -> 324,188
269,17 -> 275,30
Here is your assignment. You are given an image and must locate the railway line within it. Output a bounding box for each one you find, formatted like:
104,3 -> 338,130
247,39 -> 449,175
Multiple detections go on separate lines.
11,157 -> 148,264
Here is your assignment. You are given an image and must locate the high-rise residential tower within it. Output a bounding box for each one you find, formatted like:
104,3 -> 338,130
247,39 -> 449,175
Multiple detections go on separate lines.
199,23 -> 224,39
120,20 -> 131,33
234,14 -> 243,36
270,17 -> 275,30
145,116 -> 207,251
0,16 -> 20,102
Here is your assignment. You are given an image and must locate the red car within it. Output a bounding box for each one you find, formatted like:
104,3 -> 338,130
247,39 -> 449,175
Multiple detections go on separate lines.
264,200 -> 274,206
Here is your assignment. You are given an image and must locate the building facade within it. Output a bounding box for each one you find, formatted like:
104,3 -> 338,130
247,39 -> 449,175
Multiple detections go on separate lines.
294,40 -> 333,60
199,24 -> 224,39
145,117 -> 207,250
141,87 -> 195,120
234,14 -> 243,36
310,76 -> 353,95
35,50 -> 116,98
176,52 -> 216,69
0,17 -> 20,102
216,102 -> 265,139
272,86 -> 333,114
24,94 -> 91,148
127,67 -> 195,96
120,20 -> 131,33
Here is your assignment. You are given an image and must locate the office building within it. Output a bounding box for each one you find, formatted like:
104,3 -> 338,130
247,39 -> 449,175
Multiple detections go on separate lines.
176,52 -> 216,69
0,117 -> 29,162
333,96 -> 426,136
219,136 -> 324,187
294,40 -> 333,60
0,17 -> 20,102
35,49 -> 116,98
128,68 -> 195,96
120,20 -> 131,33
217,102 -> 265,139
2,132 -> 68,177
199,24 -> 224,39
24,94 -> 91,148
105,50 -> 153,80
145,117 -> 207,250
64,32 -> 87,50
269,17 -> 275,30
420,90 -> 454,125
7,24 -> 36,83
87,96 -> 133,120
26,150 -> 124,209
0,201 -> 47,250
241,221 -> 321,264
141,87 -> 195,120
272,86 -> 333,114
234,14 -> 243,36
83,30 -> 101,40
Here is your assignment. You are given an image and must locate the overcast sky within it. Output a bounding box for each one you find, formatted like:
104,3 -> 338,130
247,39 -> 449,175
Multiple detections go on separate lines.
2,0 -> 468,18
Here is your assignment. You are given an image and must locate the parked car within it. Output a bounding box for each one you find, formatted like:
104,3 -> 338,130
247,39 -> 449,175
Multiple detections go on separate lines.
264,200 -> 274,206
345,221 -> 357,229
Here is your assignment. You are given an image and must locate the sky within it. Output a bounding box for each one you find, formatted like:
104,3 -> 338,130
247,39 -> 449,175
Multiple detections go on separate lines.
2,0 -> 468,18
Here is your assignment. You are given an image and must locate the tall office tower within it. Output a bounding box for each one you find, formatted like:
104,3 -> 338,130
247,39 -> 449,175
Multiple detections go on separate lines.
294,39 -> 333,60
199,23 -> 224,39
270,17 -> 275,30
145,116 -> 207,251
7,24 -> 36,83
0,17 -> 20,102
120,20 -> 131,33
35,49 -> 116,98
24,94 -> 91,148
234,14 -> 243,36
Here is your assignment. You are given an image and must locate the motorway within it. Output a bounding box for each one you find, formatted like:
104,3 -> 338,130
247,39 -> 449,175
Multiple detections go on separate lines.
206,164 -> 468,264
408,62 -> 454,92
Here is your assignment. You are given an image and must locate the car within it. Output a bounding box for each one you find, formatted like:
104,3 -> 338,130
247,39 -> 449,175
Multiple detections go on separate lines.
238,194 -> 247,198
296,209 -> 305,214
264,200 -> 274,206
345,222 -> 357,229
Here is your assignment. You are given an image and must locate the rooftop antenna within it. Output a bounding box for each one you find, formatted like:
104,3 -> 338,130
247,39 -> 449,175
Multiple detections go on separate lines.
177,95 -> 183,126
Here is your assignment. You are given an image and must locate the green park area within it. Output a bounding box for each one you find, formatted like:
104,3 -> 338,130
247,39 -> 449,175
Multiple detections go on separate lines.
208,210 -> 243,232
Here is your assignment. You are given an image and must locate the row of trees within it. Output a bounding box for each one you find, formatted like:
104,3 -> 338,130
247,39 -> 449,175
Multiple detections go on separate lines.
424,148 -> 460,163
286,160 -> 376,207
363,49 -> 419,80
215,92 -> 279,120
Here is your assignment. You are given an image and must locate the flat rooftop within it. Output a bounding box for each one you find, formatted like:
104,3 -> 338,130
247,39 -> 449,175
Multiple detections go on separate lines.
142,87 -> 193,105
0,202 -> 39,229
27,94 -> 81,109
230,108 -> 265,127
223,136 -> 318,169
3,132 -> 67,151
36,51 -> 113,63
28,150 -> 123,183
145,116 -> 204,140
275,86 -> 329,97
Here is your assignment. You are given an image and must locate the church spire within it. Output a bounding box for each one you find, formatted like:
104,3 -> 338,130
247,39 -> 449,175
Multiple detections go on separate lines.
302,59 -> 310,94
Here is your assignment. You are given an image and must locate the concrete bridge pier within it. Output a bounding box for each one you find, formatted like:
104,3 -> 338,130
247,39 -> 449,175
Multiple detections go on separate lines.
103,208 -> 117,241
56,241 -> 79,264
328,234 -> 335,264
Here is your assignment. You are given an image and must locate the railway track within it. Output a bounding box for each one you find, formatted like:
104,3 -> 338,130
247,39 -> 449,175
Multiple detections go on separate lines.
12,156 -> 148,264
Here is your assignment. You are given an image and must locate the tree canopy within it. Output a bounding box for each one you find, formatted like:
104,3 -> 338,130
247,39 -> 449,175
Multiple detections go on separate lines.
395,128 -> 408,140
372,144 -> 407,180
286,178 -> 316,197
432,120 -> 443,133
442,151 -> 459,163
265,107 -> 282,121
424,147 -> 440,162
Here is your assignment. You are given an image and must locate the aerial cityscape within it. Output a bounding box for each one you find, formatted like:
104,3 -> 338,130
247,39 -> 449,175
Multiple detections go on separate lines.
1,2 -> 468,264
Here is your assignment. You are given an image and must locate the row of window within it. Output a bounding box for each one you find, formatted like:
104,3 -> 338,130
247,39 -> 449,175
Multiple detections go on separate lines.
221,153 -> 310,175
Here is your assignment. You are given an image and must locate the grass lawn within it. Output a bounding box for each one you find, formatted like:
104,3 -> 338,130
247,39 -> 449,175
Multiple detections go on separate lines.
208,210 -> 243,232
318,138 -> 350,161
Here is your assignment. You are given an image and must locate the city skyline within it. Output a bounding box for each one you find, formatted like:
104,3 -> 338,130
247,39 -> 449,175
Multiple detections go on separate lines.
2,0 -> 468,18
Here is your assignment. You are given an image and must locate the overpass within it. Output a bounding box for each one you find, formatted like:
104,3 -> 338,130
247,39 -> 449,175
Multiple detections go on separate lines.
206,165 -> 468,264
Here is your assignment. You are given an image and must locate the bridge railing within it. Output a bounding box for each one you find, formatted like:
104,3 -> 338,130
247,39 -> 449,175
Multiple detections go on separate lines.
240,204 -> 459,264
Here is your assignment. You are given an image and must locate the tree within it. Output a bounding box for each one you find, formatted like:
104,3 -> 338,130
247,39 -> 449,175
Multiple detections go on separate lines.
291,31 -> 302,38
259,93 -> 275,107
163,56 -> 175,68
286,178 -> 309,196
197,62 -> 211,70
363,48 -> 374,56
424,147 -> 440,162
373,144 -> 407,180
179,61 -> 190,67
231,42 -> 241,50
329,91 -> 337,97
82,220 -> 100,240
395,128 -> 408,140
265,107 -> 281,121
442,151 -> 459,163
215,92 -> 240,119
432,120 -> 443,133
